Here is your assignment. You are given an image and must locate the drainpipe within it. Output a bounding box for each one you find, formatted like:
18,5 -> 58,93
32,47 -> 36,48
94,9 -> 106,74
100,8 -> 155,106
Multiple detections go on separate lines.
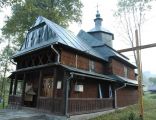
115,83 -> 126,108
64,73 -> 73,117
51,44 -> 60,63
10,59 -> 17,65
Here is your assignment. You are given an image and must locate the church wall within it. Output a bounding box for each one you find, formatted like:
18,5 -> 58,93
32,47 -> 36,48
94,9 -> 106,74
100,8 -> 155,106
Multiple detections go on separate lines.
116,86 -> 138,107
109,59 -> 136,80
60,48 -> 106,74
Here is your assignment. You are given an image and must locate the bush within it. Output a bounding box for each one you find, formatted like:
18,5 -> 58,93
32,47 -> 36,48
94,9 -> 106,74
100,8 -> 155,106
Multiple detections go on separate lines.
120,112 -> 141,120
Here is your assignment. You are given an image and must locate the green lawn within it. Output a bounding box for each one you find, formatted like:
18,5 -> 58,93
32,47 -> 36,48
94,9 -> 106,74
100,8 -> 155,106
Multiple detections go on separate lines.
90,92 -> 156,120
0,95 -> 8,109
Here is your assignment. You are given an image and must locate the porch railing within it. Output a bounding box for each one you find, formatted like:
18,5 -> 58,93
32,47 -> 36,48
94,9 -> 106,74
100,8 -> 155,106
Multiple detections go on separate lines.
68,98 -> 113,115
8,95 -> 22,108
37,97 -> 63,114
8,96 -> 113,115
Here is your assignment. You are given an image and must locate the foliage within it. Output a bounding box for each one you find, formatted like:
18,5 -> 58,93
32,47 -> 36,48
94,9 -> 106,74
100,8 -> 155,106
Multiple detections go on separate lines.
0,0 -> 21,8
2,0 -> 83,46
0,41 -> 15,108
120,112 -> 141,120
149,77 -> 156,85
90,92 -> 156,120
114,0 -> 154,63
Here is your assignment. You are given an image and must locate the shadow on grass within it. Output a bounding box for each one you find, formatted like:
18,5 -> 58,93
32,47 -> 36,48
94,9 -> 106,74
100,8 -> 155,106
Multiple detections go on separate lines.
150,95 -> 156,99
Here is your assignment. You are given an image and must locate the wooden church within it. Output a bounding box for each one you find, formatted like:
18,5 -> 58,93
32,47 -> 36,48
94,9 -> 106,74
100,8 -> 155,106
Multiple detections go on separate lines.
8,11 -> 138,116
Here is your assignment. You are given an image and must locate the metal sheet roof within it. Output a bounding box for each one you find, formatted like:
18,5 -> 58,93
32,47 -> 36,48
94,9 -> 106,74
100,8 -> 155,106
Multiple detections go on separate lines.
77,30 -> 105,47
77,30 -> 136,67
109,75 -> 138,85
88,27 -> 113,35
61,64 -> 116,81
12,16 -> 104,60
61,64 -> 138,85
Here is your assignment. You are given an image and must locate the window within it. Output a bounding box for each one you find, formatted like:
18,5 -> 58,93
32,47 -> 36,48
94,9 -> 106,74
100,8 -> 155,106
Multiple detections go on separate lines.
124,66 -> 128,78
89,60 -> 95,72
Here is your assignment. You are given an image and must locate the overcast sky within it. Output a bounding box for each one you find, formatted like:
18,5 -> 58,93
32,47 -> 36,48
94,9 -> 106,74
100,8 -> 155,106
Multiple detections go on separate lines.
69,0 -> 156,74
0,0 -> 156,74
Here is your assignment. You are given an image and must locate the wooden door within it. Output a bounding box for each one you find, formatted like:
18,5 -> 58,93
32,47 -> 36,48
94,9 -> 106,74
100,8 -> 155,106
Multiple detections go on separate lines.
43,77 -> 54,97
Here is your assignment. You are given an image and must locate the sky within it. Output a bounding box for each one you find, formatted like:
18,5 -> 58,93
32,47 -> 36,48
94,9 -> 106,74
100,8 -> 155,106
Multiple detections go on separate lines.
0,0 -> 156,74
69,0 -> 156,75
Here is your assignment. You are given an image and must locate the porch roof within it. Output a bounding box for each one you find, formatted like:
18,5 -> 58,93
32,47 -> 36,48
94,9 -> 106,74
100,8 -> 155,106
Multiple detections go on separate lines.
108,75 -> 138,86
61,65 -> 116,82
62,65 -> 138,86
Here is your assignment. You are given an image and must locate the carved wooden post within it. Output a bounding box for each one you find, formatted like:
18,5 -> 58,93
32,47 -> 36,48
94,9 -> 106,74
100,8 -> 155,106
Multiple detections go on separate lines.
13,74 -> 18,95
21,73 -> 26,106
37,70 -> 42,108
64,73 -> 73,116
9,78 -> 14,95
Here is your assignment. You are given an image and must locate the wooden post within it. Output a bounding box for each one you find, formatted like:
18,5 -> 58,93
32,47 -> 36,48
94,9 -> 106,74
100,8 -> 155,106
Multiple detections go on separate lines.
9,79 -> 14,95
21,73 -> 26,106
37,70 -> 42,108
64,74 -> 73,116
135,29 -> 144,119
13,74 -> 18,95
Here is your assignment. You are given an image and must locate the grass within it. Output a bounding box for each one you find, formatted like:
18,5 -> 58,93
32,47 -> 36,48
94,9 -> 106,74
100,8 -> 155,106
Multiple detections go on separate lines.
90,92 -> 156,120
0,95 -> 8,109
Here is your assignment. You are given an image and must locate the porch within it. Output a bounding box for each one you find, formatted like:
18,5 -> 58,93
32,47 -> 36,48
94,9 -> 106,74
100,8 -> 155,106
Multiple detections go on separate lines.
8,95 -> 113,115
8,65 -> 115,115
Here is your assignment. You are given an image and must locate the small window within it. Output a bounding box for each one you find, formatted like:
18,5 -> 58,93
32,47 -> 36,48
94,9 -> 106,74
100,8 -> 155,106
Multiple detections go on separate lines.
124,66 -> 128,78
89,60 -> 95,72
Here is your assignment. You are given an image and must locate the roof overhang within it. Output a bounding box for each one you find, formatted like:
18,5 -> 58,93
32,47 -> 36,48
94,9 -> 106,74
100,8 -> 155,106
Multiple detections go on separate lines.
61,65 -> 115,82
110,56 -> 137,69
109,75 -> 138,86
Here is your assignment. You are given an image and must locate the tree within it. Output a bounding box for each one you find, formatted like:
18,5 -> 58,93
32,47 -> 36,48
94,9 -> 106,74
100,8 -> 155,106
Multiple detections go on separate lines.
2,0 -> 83,46
149,77 -> 156,85
0,0 -> 21,8
0,39 -> 14,108
114,0 -> 153,63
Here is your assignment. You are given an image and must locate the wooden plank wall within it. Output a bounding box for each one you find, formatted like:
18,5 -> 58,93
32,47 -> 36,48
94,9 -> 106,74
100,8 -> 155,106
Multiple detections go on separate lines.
110,59 -> 135,80
60,49 -> 105,73
117,86 -> 138,107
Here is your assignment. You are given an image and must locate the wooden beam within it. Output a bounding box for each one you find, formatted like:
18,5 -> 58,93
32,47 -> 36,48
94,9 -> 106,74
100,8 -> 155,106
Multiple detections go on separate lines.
37,70 -> 43,108
9,78 -> 14,95
135,29 -> 144,118
13,63 -> 58,73
118,43 -> 156,53
21,73 -> 26,106
13,75 -> 17,95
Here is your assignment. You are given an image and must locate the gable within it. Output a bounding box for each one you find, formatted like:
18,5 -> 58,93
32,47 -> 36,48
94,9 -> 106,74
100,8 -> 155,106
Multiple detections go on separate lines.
21,22 -> 59,50
13,16 -> 104,61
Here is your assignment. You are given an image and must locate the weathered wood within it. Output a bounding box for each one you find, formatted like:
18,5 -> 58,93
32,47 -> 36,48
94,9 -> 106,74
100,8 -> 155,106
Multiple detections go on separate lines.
21,73 -> 26,106
9,79 -> 14,95
38,97 -> 63,114
37,70 -> 43,108
13,75 -> 17,95
116,86 -> 138,107
13,63 -> 58,73
8,95 -> 22,108
68,98 -> 113,115
118,43 -> 156,53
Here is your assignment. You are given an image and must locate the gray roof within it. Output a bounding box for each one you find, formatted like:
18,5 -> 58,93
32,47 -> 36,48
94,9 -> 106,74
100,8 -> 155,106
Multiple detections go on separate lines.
77,30 -> 105,47
88,27 -> 113,35
12,16 -> 104,60
148,85 -> 156,91
88,10 -> 113,35
61,64 -> 116,81
61,64 -> 137,85
77,30 -> 136,68
93,45 -> 136,68
109,75 -> 138,85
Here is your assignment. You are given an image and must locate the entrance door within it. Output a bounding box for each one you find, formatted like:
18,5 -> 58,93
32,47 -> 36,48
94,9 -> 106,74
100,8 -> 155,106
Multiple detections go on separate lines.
42,77 -> 54,97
